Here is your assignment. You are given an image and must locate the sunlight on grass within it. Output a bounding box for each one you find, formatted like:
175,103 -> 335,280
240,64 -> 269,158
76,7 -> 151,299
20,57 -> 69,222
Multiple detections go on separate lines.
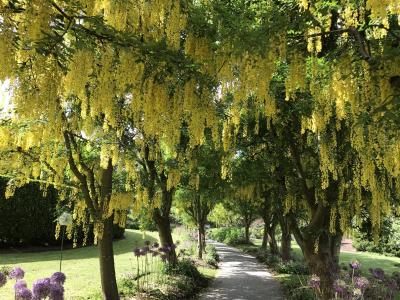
0,229 -> 159,299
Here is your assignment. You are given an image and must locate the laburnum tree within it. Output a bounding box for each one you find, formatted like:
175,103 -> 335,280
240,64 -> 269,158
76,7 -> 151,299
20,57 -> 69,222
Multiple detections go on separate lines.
174,136 -> 225,259
0,1 -> 219,299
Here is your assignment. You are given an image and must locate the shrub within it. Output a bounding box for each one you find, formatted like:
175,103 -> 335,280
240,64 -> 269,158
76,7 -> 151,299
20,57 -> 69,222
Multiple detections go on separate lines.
204,244 -> 220,267
276,260 -> 310,275
208,227 -> 247,245
352,216 -> 400,257
162,258 -> 203,282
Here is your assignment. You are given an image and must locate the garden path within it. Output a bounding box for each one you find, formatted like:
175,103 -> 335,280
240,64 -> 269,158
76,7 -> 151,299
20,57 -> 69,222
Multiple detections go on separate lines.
200,241 -> 284,300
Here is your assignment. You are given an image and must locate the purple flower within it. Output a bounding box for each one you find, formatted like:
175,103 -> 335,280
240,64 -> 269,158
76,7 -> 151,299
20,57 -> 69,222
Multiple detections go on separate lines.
370,268 -> 385,280
16,287 -> 33,300
354,277 -> 369,291
142,246 -> 150,253
160,254 -> 167,262
50,272 -> 66,285
49,283 -> 64,300
133,248 -> 141,257
32,278 -> 51,299
14,279 -> 28,290
10,267 -> 25,280
152,251 -> 159,257
308,274 -> 320,289
144,240 -> 151,246
350,260 -> 361,270
152,242 -> 159,249
333,279 -> 347,294
0,272 -> 7,287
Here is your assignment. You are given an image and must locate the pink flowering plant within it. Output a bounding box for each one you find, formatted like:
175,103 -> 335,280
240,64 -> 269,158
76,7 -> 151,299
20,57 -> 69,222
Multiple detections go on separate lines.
0,266 -> 66,300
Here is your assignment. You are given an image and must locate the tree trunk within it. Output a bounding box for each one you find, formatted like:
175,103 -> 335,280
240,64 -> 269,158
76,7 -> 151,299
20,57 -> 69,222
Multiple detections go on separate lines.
244,222 -> 251,244
280,218 -> 291,262
99,217 -> 119,300
198,222 -> 205,259
261,220 -> 269,249
301,232 -> 342,300
267,224 -> 279,255
154,209 -> 177,265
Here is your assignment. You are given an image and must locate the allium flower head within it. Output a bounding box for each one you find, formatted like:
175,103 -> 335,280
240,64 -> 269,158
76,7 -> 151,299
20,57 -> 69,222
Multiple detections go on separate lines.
144,240 -> 151,246
10,267 -> 25,280
50,272 -> 66,285
49,283 -> 64,300
355,277 -> 369,291
350,260 -> 361,270
152,251 -> 159,257
333,279 -> 347,294
133,248 -> 141,257
32,278 -> 51,299
370,268 -> 385,280
14,279 -> 28,290
16,287 -> 33,300
308,274 -> 320,289
152,242 -> 159,249
0,272 -> 7,287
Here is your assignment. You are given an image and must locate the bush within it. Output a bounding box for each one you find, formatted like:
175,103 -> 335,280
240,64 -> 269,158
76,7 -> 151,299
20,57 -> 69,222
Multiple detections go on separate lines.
0,179 -> 59,247
208,227 -> 247,245
276,260 -> 310,275
161,258 -> 203,282
352,216 -> 400,257
204,244 -> 220,267
0,179 -> 124,248
281,276 -> 316,300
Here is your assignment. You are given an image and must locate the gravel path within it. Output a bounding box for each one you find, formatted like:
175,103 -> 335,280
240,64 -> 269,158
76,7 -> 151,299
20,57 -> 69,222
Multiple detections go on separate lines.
200,241 -> 284,300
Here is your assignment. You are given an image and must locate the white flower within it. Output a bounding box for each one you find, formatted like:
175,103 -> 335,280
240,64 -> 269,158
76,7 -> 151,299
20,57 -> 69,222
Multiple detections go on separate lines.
58,212 -> 73,226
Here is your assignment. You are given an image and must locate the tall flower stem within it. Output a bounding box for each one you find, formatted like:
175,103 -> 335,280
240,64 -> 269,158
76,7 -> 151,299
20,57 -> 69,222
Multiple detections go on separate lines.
59,225 -> 65,272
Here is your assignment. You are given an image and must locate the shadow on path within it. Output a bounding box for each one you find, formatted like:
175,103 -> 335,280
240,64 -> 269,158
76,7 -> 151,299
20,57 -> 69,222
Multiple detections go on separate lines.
201,241 -> 284,300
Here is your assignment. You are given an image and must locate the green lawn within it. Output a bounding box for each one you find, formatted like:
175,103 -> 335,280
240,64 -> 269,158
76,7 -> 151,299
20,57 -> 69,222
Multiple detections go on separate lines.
253,239 -> 400,275
0,230 -> 160,299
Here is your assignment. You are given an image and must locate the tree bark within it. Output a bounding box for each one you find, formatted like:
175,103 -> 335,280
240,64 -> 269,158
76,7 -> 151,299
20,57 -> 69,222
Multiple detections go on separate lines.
99,217 -> 119,300
244,222 -> 251,244
198,221 -> 205,259
301,232 -> 342,300
154,209 -> 177,265
261,220 -> 269,250
280,218 -> 291,262
267,224 -> 279,255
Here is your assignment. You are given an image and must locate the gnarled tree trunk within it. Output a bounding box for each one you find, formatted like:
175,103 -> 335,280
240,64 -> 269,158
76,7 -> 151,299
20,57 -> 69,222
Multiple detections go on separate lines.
154,209 -> 177,264
261,220 -> 269,250
267,223 -> 279,255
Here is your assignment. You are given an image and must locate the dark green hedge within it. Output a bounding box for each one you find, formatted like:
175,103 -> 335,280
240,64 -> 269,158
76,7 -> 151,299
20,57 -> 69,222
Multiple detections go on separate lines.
0,178 -> 125,248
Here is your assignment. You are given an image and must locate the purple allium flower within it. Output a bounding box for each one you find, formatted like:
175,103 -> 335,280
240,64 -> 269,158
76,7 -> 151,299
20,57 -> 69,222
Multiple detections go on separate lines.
387,278 -> 398,291
152,242 -> 159,248
152,251 -> 159,257
308,274 -> 320,289
355,277 -> 369,291
133,248 -> 141,257
350,260 -> 361,270
0,272 -> 6,287
50,272 -> 66,285
9,267 -> 25,280
160,254 -> 167,262
142,246 -> 150,253
16,287 -> 33,300
49,283 -> 64,300
333,279 -> 347,294
370,268 -> 385,280
32,278 -> 51,299
144,240 -> 151,246
14,279 -> 28,290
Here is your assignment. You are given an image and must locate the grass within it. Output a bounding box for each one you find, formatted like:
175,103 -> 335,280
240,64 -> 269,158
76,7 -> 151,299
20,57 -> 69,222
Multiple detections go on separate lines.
0,229 -> 216,299
252,238 -> 400,275
0,230 -> 161,299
